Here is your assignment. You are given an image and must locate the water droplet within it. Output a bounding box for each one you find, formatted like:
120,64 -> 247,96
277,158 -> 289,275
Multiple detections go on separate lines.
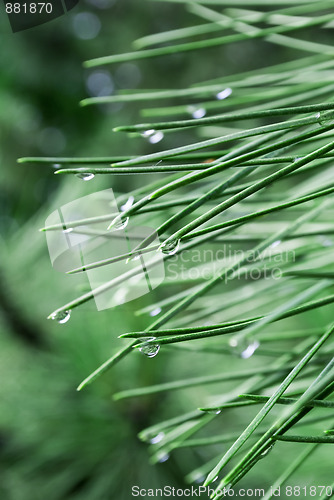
157,451 -> 170,463
149,131 -> 164,144
141,129 -> 164,144
318,110 -> 334,126
149,432 -> 165,444
150,307 -> 162,317
63,227 -> 73,234
126,252 -> 141,264
50,310 -> 71,324
159,239 -> 180,256
206,409 -> 222,415
142,129 -> 155,137
136,337 -> 160,358
212,476 -> 219,483
216,87 -> 232,100
120,195 -> 134,212
114,217 -> 129,231
76,172 -> 95,181
229,336 -> 260,359
188,107 -> 206,119
271,240 -> 281,248
260,444 -> 275,458
193,474 -> 205,484
52,163 -> 61,169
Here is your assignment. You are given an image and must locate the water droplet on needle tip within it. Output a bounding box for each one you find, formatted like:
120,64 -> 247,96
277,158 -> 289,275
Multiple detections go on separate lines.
50,310 -> 71,324
76,172 -> 95,181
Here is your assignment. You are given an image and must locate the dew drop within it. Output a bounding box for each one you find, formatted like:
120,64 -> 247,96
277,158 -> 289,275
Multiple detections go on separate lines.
193,474 -> 205,484
76,172 -> 95,181
63,227 -> 73,234
136,337 -> 160,358
142,129 -> 155,137
150,307 -> 162,317
114,217 -> 129,231
206,409 -> 222,415
194,475 -> 204,484
121,195 -> 134,212
157,451 -> 170,463
126,252 -> 141,264
149,432 -> 165,444
50,310 -> 71,324
149,131 -> 164,144
260,444 -> 275,458
159,239 -> 180,256
271,240 -> 281,248
229,336 -> 260,359
189,107 -> 206,119
318,110 -> 334,127
141,129 -> 164,144
241,340 -> 260,359
52,163 -> 61,169
216,87 -> 232,100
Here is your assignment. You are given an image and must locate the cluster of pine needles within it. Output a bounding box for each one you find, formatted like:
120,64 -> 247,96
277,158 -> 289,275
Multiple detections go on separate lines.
20,1 -> 334,497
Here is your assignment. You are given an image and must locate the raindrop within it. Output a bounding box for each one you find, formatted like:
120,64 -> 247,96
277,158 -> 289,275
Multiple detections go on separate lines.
50,310 -> 71,324
149,432 -> 165,444
193,474 -> 205,484
136,337 -> 160,358
76,173 -> 95,181
114,217 -> 129,231
159,239 -> 180,256
216,87 -> 232,100
229,336 -> 260,359
240,340 -> 260,359
126,252 -> 141,264
260,444 -> 275,458
150,307 -> 162,317
121,195 -> 134,212
142,129 -> 155,137
157,451 -> 170,463
189,107 -> 206,119
318,110 -> 334,126
149,131 -> 164,144
141,129 -> 164,144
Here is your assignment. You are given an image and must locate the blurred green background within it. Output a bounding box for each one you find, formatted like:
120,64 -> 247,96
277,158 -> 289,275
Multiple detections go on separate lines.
0,1 -> 333,499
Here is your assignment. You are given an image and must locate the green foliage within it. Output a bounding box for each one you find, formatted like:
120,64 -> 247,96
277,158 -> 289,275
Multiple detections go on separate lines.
6,0 -> 334,498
